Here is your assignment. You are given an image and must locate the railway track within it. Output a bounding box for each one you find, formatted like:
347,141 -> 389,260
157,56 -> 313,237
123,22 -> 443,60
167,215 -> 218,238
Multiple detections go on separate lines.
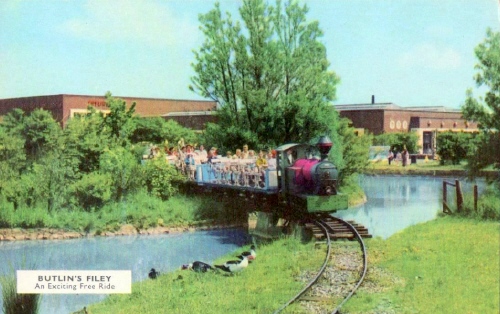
274,214 -> 368,314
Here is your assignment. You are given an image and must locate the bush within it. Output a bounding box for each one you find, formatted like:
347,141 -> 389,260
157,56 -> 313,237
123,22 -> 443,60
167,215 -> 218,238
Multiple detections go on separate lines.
142,158 -> 184,200
436,131 -> 475,165
70,172 -> 113,211
372,132 -> 419,153
99,147 -> 144,201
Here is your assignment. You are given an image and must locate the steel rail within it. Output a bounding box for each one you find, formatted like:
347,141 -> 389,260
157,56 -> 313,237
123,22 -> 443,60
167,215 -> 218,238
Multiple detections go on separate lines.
330,216 -> 368,314
272,219 -> 332,314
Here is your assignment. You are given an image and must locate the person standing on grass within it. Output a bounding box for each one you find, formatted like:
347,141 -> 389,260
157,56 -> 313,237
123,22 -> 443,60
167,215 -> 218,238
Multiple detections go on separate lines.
402,148 -> 409,167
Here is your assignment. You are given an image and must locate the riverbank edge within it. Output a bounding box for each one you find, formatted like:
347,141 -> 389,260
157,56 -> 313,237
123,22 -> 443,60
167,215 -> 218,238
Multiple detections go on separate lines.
364,168 -> 497,179
0,196 -> 367,243
0,222 -> 248,242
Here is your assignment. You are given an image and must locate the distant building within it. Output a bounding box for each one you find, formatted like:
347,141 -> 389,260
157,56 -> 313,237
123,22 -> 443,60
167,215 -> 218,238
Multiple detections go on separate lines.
0,94 -> 217,130
335,101 -> 478,154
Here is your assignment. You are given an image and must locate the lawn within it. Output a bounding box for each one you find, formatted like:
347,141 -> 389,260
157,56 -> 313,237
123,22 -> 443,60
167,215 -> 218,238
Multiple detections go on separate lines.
88,238 -> 324,314
345,217 -> 500,314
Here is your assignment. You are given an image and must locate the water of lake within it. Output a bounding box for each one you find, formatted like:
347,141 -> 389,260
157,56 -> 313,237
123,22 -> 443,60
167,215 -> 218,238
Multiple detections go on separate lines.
0,228 -> 249,314
334,175 -> 485,239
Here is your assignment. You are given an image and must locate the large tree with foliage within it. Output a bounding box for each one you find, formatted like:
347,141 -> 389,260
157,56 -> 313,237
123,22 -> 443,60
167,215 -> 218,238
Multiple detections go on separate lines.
462,28 -> 500,175
102,92 -> 137,146
190,0 -> 339,149
436,131 -> 475,165
372,132 -> 419,153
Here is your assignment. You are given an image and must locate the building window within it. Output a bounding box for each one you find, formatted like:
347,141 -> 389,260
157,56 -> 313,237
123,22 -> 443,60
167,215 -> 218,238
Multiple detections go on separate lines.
70,108 -> 110,118
423,131 -> 433,154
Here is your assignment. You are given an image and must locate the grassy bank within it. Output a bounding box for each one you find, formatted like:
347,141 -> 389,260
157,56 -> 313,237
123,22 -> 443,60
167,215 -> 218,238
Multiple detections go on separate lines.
0,180 -> 367,236
345,217 -> 499,313
0,192 -> 248,235
88,238 -> 324,314
365,159 -> 498,178
87,217 -> 498,313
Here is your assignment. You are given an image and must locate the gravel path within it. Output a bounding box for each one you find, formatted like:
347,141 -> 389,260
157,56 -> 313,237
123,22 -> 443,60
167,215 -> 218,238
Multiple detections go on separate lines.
295,242 -> 404,314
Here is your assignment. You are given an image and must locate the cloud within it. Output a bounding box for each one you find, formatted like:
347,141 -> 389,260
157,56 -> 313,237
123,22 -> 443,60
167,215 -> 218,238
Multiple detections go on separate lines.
397,43 -> 462,70
60,0 -> 199,48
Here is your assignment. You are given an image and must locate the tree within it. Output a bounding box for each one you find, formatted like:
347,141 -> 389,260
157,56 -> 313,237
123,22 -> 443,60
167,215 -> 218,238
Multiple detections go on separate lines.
99,147 -> 142,201
131,117 -> 199,148
436,131 -> 475,165
372,132 -> 419,153
462,28 -> 500,174
334,118 -> 372,183
21,109 -> 62,160
63,109 -> 110,173
0,127 -> 26,193
191,0 -> 339,149
102,92 -> 137,146
32,149 -> 77,211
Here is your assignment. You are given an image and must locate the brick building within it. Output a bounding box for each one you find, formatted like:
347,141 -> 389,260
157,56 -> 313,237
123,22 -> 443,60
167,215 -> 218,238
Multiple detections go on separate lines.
0,94 -> 217,130
335,102 -> 478,154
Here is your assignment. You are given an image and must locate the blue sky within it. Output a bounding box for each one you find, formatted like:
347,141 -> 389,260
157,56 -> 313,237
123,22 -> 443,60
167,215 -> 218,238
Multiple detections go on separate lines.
1,0 -> 499,109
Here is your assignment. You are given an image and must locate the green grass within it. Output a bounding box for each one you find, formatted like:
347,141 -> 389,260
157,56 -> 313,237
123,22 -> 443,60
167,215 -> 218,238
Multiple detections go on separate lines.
366,159 -> 497,178
0,192 -> 247,234
1,267 -> 40,314
344,217 -> 500,314
88,238 -> 324,314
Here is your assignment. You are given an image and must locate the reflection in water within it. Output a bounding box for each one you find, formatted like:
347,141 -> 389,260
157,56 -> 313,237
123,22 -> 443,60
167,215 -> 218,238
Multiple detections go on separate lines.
334,175 -> 485,239
0,228 -> 249,314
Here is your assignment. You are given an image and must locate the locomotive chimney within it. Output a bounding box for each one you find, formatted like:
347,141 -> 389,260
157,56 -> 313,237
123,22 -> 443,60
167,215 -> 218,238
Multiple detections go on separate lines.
371,95 -> 375,104
316,135 -> 333,161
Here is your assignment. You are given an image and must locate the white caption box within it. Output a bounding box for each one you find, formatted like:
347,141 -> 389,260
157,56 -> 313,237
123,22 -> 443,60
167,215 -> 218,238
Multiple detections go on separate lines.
17,270 -> 131,294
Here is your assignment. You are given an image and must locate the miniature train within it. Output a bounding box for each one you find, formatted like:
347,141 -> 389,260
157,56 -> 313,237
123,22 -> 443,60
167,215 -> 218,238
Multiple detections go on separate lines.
189,136 -> 348,215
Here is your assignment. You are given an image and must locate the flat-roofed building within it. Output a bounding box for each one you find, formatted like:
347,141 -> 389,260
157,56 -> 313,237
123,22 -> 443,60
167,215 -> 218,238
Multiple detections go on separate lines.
0,94 -> 217,130
335,102 -> 478,154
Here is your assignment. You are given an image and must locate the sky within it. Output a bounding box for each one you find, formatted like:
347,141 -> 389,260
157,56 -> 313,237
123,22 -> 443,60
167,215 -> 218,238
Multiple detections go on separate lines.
1,0 -> 499,109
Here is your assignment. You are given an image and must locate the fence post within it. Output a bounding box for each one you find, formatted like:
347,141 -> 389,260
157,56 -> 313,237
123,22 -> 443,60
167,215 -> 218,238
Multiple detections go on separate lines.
456,180 -> 463,213
443,181 -> 447,213
474,185 -> 478,212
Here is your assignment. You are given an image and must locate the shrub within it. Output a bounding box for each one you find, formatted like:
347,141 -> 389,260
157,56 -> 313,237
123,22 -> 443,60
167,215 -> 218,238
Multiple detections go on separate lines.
142,158 -> 184,200
372,132 -> 419,153
436,131 -> 476,165
70,172 -> 113,211
99,147 -> 143,201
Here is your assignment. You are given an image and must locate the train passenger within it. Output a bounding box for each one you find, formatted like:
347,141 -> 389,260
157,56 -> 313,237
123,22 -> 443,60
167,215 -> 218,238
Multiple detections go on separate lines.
198,145 -> 208,163
248,150 -> 256,159
207,147 -> 218,163
226,150 -> 233,158
233,149 -> 242,159
242,144 -> 250,159
286,150 -> 295,166
256,150 -> 268,170
267,150 -> 277,170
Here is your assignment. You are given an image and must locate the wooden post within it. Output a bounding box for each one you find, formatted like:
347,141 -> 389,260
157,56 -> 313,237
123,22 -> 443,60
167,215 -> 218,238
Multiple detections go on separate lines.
456,180 -> 463,213
474,185 -> 478,212
443,181 -> 447,213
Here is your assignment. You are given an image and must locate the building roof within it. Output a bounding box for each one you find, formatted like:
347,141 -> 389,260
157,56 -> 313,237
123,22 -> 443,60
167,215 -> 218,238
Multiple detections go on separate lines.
0,93 -> 215,104
334,103 -> 461,113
